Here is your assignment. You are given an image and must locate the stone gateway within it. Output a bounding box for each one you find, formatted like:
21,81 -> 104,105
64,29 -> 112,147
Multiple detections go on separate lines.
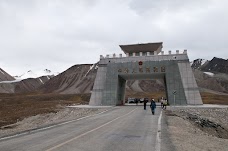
89,42 -> 203,106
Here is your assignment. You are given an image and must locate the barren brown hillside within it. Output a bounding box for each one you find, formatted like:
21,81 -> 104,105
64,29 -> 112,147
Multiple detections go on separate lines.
39,64 -> 98,94
0,68 -> 15,82
0,76 -> 52,93
0,93 -> 90,127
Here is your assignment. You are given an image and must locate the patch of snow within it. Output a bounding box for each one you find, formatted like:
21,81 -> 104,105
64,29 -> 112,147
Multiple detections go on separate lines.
15,69 -> 57,80
47,76 -> 50,80
201,59 -> 207,65
90,64 -> 95,70
0,69 -> 5,75
84,64 -> 95,77
204,72 -> 214,76
39,78 -> 44,84
0,79 -> 22,84
17,70 -> 38,79
43,69 -> 51,73
52,72 -> 59,76
95,64 -> 99,69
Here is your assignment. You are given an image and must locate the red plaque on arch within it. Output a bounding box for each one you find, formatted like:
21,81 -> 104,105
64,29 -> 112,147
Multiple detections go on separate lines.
138,61 -> 143,66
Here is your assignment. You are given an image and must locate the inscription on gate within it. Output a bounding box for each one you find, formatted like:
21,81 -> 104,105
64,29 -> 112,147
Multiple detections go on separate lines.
118,66 -> 165,73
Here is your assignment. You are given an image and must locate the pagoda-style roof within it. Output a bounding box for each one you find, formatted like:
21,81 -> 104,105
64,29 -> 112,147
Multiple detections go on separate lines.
119,42 -> 163,54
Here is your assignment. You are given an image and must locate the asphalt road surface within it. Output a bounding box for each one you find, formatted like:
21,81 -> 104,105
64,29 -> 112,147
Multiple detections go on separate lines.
0,106 -> 166,151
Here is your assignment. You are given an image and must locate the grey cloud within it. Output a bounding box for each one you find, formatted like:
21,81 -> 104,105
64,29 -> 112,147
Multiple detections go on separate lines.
0,0 -> 227,75
129,0 -> 212,15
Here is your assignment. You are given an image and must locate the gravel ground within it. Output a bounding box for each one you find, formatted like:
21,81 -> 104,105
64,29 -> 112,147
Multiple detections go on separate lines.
0,107 -> 108,138
166,107 -> 228,151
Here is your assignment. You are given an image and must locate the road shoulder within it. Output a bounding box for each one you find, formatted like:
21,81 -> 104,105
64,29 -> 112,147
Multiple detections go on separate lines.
160,110 -> 176,151
165,108 -> 228,151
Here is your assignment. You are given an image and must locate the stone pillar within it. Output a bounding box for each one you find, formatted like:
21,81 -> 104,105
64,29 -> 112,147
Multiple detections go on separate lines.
147,52 -> 150,56
154,51 -> 157,55
119,54 -> 122,57
100,55 -> 104,59
133,52 -> 136,56
106,54 -> 109,58
113,53 -> 116,58
161,51 -> 164,55
169,50 -> 171,55
126,53 -> 129,57
140,52 -> 143,56
176,50 -> 179,54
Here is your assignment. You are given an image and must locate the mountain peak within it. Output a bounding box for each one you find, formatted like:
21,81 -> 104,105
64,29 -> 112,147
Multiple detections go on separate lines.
191,58 -> 208,69
15,69 -> 57,80
0,68 -> 15,82
191,57 -> 228,74
202,57 -> 228,74
44,69 -> 51,73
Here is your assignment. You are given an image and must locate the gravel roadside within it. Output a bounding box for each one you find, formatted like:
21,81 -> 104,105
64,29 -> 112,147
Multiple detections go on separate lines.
0,107 -> 109,138
165,107 -> 228,151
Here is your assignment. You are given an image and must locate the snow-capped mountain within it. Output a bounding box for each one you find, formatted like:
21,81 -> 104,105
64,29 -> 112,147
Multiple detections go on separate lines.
191,57 -> 228,74
191,59 -> 209,69
1,58 -> 227,94
14,69 -> 59,80
200,57 -> 228,74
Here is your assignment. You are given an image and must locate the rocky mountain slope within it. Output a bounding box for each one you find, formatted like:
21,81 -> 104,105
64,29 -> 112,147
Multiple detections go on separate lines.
39,57 -> 227,94
38,64 -> 98,94
201,57 -> 228,74
0,69 -> 56,93
192,57 -> 228,93
191,59 -> 208,70
0,76 -> 52,93
193,70 -> 228,93
0,57 -> 227,94
192,57 -> 228,74
0,68 -> 15,82
37,63 -> 164,94
14,69 -> 58,79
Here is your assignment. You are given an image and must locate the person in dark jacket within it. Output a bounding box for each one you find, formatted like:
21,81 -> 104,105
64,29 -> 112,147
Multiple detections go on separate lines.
143,98 -> 148,110
135,98 -> 138,105
150,99 -> 156,115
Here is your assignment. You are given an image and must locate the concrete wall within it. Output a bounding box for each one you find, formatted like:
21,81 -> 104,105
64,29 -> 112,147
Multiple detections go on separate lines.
89,54 -> 203,106
178,62 -> 203,105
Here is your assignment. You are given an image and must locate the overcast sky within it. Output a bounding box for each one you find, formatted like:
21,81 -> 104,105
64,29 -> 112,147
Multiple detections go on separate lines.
0,0 -> 228,76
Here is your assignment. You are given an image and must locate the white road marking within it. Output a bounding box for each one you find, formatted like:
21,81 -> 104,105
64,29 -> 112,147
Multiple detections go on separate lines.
0,109 -> 110,141
45,107 -> 138,151
155,110 -> 162,151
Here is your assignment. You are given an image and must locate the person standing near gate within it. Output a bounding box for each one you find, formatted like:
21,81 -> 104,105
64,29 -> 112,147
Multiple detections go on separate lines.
163,99 -> 167,109
160,97 -> 164,109
143,98 -> 148,110
150,99 -> 156,115
135,98 -> 138,105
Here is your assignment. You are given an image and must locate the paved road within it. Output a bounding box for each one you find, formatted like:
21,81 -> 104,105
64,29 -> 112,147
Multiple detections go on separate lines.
0,106 -> 163,151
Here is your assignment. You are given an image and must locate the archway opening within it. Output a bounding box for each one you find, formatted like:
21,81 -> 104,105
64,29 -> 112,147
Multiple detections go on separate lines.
117,73 -> 167,105
125,79 -> 167,105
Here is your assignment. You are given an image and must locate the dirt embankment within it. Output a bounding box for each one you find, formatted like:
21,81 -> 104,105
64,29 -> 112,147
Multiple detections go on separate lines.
0,107 -> 107,138
200,92 -> 228,105
165,108 -> 228,151
0,93 -> 91,127
0,93 -> 112,138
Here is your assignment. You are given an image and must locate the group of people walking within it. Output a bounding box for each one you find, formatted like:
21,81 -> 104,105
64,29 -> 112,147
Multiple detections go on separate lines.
143,98 -> 156,115
160,98 -> 168,109
142,97 -> 168,115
